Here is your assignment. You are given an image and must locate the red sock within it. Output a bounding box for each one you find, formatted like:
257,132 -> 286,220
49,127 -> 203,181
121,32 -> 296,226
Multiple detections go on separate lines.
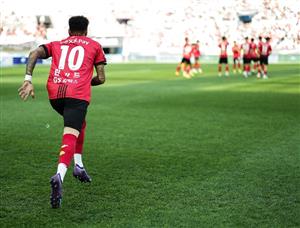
218,65 -> 222,72
254,63 -> 257,70
247,65 -> 250,73
225,65 -> 229,71
185,65 -> 191,73
76,121 -> 86,154
194,62 -> 200,70
238,63 -> 241,69
176,65 -> 181,72
59,134 -> 77,167
257,65 -> 261,73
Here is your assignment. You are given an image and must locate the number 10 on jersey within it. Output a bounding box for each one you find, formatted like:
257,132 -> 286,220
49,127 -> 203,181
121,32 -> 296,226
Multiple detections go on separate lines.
58,45 -> 85,71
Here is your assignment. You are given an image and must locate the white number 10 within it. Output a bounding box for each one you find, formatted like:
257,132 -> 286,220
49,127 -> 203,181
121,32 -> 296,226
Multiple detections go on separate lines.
58,45 -> 85,71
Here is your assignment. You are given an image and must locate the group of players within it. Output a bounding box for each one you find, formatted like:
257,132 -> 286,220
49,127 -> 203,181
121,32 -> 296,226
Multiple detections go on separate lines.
219,36 -> 272,79
176,36 -> 272,79
175,37 -> 203,79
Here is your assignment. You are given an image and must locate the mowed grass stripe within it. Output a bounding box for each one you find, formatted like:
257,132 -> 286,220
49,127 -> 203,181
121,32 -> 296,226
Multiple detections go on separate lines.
0,63 -> 299,227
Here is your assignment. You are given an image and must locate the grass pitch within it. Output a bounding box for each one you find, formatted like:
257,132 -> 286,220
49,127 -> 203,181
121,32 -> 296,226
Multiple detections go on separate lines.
1,63 -> 300,227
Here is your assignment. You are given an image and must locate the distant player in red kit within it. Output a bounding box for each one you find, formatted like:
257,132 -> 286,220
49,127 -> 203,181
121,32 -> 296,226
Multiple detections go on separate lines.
258,37 -> 272,79
218,36 -> 229,76
18,16 -> 107,208
191,40 -> 203,74
175,37 -> 193,78
250,38 -> 259,74
232,41 -> 241,74
256,36 -> 263,78
241,37 -> 251,78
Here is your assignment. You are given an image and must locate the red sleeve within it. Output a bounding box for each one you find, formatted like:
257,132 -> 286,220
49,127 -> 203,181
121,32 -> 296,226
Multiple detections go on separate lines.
40,42 -> 53,58
94,43 -> 107,65
258,42 -> 262,50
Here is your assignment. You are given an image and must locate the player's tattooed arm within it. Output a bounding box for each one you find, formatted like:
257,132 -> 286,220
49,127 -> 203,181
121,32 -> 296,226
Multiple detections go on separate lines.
18,46 -> 46,101
91,63 -> 106,86
25,46 -> 47,75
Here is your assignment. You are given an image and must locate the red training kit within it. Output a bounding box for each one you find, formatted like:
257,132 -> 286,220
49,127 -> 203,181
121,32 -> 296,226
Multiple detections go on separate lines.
42,36 -> 106,103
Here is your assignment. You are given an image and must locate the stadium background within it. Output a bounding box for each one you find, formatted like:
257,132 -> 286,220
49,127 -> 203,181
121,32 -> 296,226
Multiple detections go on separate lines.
1,0 -> 300,65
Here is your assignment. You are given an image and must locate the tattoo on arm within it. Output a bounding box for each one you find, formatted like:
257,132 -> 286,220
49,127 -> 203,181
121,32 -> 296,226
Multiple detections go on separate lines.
95,64 -> 106,83
91,64 -> 106,86
25,47 -> 47,75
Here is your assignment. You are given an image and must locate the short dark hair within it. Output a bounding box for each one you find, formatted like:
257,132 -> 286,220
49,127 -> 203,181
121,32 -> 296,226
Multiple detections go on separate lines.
69,16 -> 89,32
222,36 -> 226,40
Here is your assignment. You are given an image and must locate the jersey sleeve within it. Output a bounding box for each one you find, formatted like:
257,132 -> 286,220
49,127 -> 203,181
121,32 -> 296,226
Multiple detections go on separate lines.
39,42 -> 53,59
94,44 -> 107,66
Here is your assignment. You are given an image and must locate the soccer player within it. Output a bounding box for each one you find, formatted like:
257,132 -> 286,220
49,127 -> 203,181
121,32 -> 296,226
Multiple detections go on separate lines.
256,36 -> 263,78
258,37 -> 272,79
18,16 -> 107,208
250,38 -> 259,74
218,36 -> 229,76
191,40 -> 203,74
241,37 -> 251,78
232,41 -> 241,74
175,37 -> 193,78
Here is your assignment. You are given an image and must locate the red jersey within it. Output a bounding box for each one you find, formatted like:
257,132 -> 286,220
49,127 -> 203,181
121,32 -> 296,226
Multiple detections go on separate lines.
258,41 -> 263,56
43,36 -> 106,103
218,41 -> 228,58
183,43 -> 193,59
250,42 -> 258,58
259,42 -> 272,56
241,42 -> 251,58
232,44 -> 240,58
192,44 -> 201,58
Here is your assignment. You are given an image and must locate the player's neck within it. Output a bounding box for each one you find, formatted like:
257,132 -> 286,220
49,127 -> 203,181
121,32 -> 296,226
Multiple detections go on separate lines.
69,30 -> 87,36
70,33 -> 86,36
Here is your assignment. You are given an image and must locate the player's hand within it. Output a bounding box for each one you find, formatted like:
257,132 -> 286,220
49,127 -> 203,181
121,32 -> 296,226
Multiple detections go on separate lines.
18,81 -> 35,101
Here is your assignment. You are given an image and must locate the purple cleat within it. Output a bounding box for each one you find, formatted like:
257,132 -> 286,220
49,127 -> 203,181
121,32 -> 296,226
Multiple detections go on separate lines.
50,173 -> 62,208
73,164 -> 92,183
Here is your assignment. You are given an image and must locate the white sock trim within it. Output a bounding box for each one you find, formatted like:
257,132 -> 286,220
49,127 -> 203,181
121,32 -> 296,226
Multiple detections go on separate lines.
57,163 -> 67,182
74,153 -> 83,167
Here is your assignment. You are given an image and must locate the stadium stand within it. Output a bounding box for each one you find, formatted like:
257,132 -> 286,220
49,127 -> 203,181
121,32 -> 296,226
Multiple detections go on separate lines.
1,0 -> 299,64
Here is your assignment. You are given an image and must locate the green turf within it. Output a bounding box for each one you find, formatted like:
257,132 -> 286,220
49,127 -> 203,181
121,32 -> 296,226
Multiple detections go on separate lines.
0,63 -> 300,227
